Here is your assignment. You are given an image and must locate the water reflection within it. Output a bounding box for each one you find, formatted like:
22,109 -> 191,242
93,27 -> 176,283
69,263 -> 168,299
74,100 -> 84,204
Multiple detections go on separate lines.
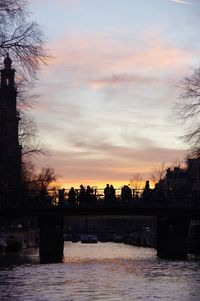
64,242 -> 156,262
0,248 -> 40,267
0,243 -> 200,301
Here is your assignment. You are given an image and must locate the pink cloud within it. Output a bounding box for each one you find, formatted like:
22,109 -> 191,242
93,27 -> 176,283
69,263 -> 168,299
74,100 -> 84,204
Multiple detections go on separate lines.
47,33 -> 191,73
38,32 -> 193,96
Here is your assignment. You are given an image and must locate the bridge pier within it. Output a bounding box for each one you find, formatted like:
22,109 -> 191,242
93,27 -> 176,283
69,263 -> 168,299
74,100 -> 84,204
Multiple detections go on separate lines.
39,215 -> 64,263
157,216 -> 189,259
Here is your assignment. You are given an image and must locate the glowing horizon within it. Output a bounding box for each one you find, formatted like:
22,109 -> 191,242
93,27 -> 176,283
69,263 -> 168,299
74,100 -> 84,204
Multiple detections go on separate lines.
51,179 -> 155,191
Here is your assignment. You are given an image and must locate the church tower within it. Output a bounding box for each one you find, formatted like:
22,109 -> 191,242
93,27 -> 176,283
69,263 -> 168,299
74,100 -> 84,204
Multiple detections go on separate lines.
0,54 -> 22,202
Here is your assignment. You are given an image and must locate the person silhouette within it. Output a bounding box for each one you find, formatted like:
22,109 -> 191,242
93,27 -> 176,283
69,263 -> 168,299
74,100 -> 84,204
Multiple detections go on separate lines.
58,188 -> 65,206
79,184 -> 86,205
68,187 -> 76,205
110,185 -> 116,203
104,184 -> 110,203
86,185 -> 93,204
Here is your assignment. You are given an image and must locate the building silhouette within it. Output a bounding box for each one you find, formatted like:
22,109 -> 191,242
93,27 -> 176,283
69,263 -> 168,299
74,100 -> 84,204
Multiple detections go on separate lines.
0,54 -> 22,201
155,158 -> 200,204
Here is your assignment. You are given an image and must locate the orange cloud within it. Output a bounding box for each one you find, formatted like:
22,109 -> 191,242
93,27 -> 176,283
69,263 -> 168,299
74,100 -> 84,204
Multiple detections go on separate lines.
33,143 -> 187,189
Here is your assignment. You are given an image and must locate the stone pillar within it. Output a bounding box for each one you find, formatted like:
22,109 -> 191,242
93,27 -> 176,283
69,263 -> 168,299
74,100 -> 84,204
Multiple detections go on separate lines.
157,216 -> 189,259
39,215 -> 64,263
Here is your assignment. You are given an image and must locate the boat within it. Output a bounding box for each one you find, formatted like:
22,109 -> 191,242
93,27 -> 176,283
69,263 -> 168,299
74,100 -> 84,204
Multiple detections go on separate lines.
80,234 -> 98,243
113,234 -> 124,243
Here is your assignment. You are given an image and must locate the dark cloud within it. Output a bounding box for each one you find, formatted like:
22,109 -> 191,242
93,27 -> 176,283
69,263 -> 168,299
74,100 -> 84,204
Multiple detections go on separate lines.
90,73 -> 157,87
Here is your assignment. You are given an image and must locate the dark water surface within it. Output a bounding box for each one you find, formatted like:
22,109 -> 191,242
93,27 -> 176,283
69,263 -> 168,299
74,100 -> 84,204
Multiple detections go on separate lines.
0,242 -> 200,300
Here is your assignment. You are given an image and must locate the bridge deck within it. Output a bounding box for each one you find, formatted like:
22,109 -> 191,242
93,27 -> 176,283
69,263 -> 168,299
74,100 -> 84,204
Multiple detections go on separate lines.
1,205 -> 200,218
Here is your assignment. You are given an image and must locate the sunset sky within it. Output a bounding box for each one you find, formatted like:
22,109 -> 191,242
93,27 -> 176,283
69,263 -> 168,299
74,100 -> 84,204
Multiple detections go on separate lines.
27,0 -> 200,188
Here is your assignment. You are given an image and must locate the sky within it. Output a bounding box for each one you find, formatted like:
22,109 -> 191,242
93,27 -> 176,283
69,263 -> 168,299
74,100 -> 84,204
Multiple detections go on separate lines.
27,0 -> 200,188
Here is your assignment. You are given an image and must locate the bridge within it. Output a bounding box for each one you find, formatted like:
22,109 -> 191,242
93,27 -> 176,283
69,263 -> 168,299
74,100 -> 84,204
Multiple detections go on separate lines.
1,203 -> 200,218
1,200 -> 200,263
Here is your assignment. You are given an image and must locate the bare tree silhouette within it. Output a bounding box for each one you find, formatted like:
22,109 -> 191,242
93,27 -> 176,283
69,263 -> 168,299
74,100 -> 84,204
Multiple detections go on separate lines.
150,162 -> 166,184
177,67 -> 200,147
22,161 -> 57,197
0,0 -> 48,79
130,173 -> 143,191
18,112 -> 45,158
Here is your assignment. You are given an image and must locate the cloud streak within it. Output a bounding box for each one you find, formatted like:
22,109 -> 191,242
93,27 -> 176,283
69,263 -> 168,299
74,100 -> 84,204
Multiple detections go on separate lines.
90,74 -> 157,89
170,0 -> 192,5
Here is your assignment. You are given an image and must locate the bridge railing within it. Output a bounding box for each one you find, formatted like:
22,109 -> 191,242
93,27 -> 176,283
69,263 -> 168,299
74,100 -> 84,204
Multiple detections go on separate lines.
0,187 -> 199,208
0,187 -> 142,208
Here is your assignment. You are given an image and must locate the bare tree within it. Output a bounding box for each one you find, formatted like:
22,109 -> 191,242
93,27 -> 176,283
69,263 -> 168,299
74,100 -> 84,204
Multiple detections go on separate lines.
150,162 -> 166,184
185,147 -> 200,160
0,0 -> 48,79
130,173 -> 143,191
18,112 -> 45,158
177,67 -> 200,146
37,168 -> 57,190
22,163 -> 57,192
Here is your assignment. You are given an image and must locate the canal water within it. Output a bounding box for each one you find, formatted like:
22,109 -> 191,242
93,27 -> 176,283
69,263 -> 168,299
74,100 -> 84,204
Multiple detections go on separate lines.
0,242 -> 200,300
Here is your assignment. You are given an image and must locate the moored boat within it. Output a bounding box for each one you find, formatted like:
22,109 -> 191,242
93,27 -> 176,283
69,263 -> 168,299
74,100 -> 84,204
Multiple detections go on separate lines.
80,234 -> 98,243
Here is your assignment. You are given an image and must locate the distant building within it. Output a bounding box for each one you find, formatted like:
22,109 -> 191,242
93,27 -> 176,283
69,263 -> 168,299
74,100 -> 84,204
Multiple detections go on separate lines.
155,158 -> 200,204
0,54 -> 22,203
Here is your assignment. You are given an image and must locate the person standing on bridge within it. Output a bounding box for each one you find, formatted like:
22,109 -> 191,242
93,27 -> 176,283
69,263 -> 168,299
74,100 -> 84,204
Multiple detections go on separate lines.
104,184 -> 116,204
68,187 -> 76,205
58,188 -> 65,206
142,180 -> 152,203
110,185 -> 116,203
86,185 -> 93,204
78,185 -> 86,205
104,184 -> 110,204
121,185 -> 132,204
